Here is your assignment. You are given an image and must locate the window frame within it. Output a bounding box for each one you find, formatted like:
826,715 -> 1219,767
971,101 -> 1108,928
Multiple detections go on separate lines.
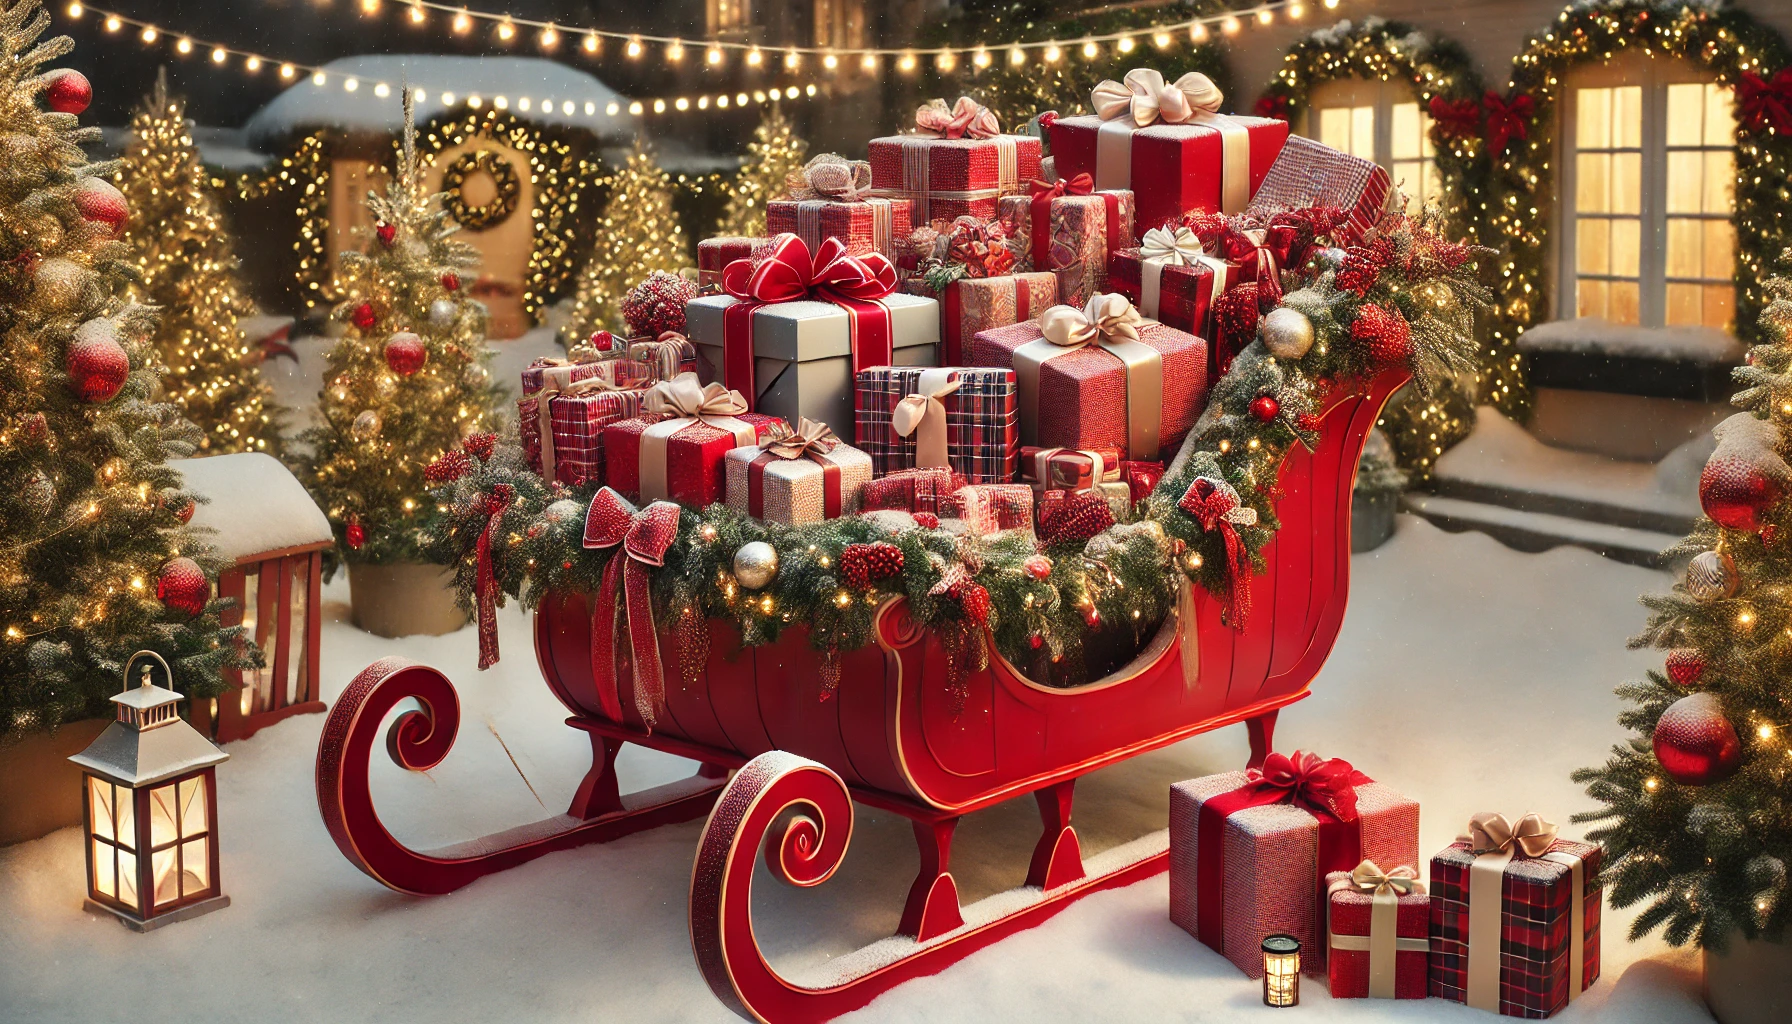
1302,78 -> 1438,213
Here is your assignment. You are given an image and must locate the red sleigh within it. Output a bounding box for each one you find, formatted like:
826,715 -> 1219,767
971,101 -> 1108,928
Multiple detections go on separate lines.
315,367 -> 1407,1022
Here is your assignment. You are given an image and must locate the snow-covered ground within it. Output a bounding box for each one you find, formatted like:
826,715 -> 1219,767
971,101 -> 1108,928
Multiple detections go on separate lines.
0,517 -> 1715,1023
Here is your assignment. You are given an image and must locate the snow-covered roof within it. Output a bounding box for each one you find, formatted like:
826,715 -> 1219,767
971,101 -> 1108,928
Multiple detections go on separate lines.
171,453 -> 333,563
243,55 -> 639,148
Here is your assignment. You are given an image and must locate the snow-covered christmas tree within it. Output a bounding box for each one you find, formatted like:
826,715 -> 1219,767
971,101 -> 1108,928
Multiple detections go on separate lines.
559,139 -> 688,344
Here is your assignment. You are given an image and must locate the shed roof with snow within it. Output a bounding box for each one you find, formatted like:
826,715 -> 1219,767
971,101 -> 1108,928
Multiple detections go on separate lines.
243,55 -> 639,149
170,454 -> 333,563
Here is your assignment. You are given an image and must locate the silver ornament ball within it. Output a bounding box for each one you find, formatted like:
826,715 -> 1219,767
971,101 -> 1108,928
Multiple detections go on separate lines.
1315,247 -> 1349,271
351,409 -> 382,441
733,541 -> 779,590
1685,549 -> 1739,602
1261,307 -> 1315,360
429,299 -> 458,328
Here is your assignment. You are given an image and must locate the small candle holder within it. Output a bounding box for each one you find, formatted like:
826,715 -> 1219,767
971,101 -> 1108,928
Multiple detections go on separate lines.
1262,934 -> 1301,1007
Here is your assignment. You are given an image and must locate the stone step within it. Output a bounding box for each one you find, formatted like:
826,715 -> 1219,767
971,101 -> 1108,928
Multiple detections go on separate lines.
1403,494 -> 1683,568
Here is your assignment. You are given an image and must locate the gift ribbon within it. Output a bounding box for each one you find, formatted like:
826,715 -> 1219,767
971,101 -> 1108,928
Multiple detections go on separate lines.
1026,447 -> 1111,491
1194,751 -> 1373,954
891,368 -> 963,471
637,373 -> 757,502
1090,69 -> 1251,213
474,484 -> 513,671
1016,292 -> 1163,460
1327,860 -> 1427,999
787,153 -> 874,201
1136,224 -> 1230,324
720,234 -> 897,410
1460,812 -> 1589,1012
883,125 -> 1022,221
536,375 -> 632,485
1178,475 -> 1257,629
747,418 -> 846,520
789,197 -> 897,257
582,488 -> 682,729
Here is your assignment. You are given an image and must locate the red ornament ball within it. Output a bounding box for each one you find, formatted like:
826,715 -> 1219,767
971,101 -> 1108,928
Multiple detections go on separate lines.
620,271 -> 697,339
350,302 -> 377,331
74,177 -> 129,238
913,512 -> 941,530
952,581 -> 992,626
43,69 -> 91,115
1028,632 -> 1044,650
1700,445 -> 1786,533
1653,692 -> 1742,786
156,557 -> 209,616
376,222 -> 397,247
590,329 -> 617,352
841,542 -> 904,588
66,318 -> 130,403
440,272 -> 461,292
1664,648 -> 1706,687
345,515 -> 366,550
1023,555 -> 1053,580
169,494 -> 196,524
383,331 -> 428,376
1352,304 -> 1413,365
1249,395 -> 1281,422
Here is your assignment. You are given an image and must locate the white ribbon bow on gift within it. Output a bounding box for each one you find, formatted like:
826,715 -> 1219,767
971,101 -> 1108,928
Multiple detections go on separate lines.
1039,291 -> 1145,348
1092,69 -> 1226,128
1087,69 -> 1250,213
1135,224 -> 1231,322
891,369 -> 963,471
1019,293 -> 1164,460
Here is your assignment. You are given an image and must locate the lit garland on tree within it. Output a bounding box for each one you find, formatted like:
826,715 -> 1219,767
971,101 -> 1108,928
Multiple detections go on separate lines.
1573,268 -> 1792,949
233,132 -> 331,312
117,71 -> 282,455
560,139 -> 691,344
0,0 -> 253,736
716,103 -> 808,239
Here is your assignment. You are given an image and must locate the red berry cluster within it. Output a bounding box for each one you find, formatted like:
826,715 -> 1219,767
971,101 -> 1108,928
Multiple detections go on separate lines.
841,542 -> 904,588
462,432 -> 498,461
949,581 -> 991,626
424,448 -> 472,485
621,271 -> 698,339
1350,304 -> 1412,365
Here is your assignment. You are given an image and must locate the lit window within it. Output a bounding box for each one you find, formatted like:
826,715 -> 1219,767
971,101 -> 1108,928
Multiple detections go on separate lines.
1306,81 -> 1438,214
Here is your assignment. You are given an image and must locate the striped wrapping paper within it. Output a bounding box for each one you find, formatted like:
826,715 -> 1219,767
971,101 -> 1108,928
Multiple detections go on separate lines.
1245,135 -> 1393,247
853,365 -> 1019,483
765,198 -> 912,260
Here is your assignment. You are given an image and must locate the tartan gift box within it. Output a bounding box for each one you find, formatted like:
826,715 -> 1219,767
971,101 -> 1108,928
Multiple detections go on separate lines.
1429,815 -> 1602,1019
767,197 -> 913,262
1048,70 -> 1287,242
698,236 -> 770,290
868,98 -> 1042,223
854,365 -> 1019,484
1106,225 -> 1246,340
627,334 -> 700,383
949,482 -> 1034,537
517,385 -> 648,487
968,293 -> 1208,462
723,420 -> 872,526
904,272 -> 1057,367
997,185 -> 1135,308
861,467 -> 962,516
602,375 -> 785,507
1168,752 -> 1420,979
1245,135 -> 1393,247
1325,863 -> 1431,999
520,355 -> 650,396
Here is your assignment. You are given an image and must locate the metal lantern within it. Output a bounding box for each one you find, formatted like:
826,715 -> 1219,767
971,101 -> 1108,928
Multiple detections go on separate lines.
68,651 -> 230,931
1262,934 -> 1301,1007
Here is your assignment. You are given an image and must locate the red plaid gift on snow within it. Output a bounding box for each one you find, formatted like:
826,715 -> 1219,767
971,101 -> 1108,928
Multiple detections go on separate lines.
868,98 -> 1041,223
1245,135 -> 1392,247
854,366 -> 1019,483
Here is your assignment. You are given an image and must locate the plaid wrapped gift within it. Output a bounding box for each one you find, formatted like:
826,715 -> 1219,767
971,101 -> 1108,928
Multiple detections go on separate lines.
1168,752 -> 1420,979
868,98 -> 1041,223
1429,814 -> 1602,1019
1106,223 -> 1245,339
969,293 -> 1208,461
698,236 -> 769,290
518,371 -> 650,485
854,366 -> 1019,483
997,183 -> 1134,308
628,333 -> 699,382
905,272 -> 1057,367
603,375 -> 784,507
1245,135 -> 1393,247
724,419 -> 872,525
1048,71 -> 1287,241
949,482 -> 1034,537
767,197 -> 913,261
1325,863 -> 1430,999
861,467 -> 962,515
520,355 -> 649,396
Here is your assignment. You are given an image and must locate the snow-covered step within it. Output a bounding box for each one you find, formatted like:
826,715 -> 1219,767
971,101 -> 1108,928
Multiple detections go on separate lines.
1403,493 -> 1682,567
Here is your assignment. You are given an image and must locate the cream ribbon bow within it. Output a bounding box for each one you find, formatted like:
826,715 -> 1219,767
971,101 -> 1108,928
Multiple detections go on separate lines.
914,96 -> 1002,139
1349,859 -> 1424,897
1020,293 -> 1163,460
1327,860 -> 1429,1000
763,417 -> 841,461
1140,224 -> 1204,265
1039,291 -> 1145,348
1092,69 -> 1225,128
891,369 -> 963,471
1134,224 -> 1230,322
1466,811 -> 1558,858
1460,812 -> 1586,1014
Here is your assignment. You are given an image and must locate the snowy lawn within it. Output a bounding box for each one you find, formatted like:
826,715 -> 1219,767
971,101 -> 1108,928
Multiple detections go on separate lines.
0,517 -> 1716,1023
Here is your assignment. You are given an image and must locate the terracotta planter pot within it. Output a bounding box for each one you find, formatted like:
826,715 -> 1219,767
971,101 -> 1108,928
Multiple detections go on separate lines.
347,561 -> 467,639
0,718 -> 109,845
1705,936 -> 1792,1024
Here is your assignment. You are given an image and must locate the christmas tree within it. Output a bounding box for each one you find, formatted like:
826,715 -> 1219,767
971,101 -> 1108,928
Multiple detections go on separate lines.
559,139 -> 688,345
117,71 -> 281,455
716,103 -> 807,238
0,0 -> 251,736
1573,268 -> 1792,948
300,96 -> 504,569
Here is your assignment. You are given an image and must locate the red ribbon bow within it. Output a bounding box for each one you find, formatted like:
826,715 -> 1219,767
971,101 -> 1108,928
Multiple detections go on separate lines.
1484,91 -> 1534,156
1178,476 -> 1256,629
1427,95 -> 1482,140
1239,750 -> 1372,821
1738,69 -> 1792,134
582,487 -> 683,729
474,484 -> 513,671
1028,172 -> 1094,200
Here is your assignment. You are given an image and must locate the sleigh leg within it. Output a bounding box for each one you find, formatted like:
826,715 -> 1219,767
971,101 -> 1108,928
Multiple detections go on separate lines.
1246,710 -> 1278,770
1026,779 -> 1085,890
568,733 -> 626,819
898,816 -> 964,941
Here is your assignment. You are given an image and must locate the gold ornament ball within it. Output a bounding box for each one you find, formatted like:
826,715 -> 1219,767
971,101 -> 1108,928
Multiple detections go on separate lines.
1685,549 -> 1739,602
1261,307 -> 1315,360
733,541 -> 779,590
351,409 -> 383,440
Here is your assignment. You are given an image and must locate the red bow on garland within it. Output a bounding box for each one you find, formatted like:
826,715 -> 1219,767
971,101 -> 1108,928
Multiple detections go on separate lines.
1253,93 -> 1292,122
1738,69 -> 1792,134
1427,95 -> 1482,141
1483,91 -> 1534,156
1178,476 -> 1257,629
1238,750 -> 1373,822
474,484 -> 514,671
582,487 -> 683,729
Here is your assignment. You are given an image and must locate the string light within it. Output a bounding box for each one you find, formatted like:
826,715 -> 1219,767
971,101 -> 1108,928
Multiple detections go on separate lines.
665,39 -> 684,62
451,9 -> 470,33
625,36 -> 642,58
707,44 -> 724,66
537,23 -> 558,49
494,17 -> 514,42
407,1 -> 425,24
582,32 -> 598,54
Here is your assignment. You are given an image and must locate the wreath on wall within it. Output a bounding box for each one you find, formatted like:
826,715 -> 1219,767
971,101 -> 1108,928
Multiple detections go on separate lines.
441,148 -> 522,233
1493,0 -> 1792,354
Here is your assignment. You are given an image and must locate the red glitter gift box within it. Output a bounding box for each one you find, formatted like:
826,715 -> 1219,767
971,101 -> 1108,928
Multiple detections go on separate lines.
868,135 -> 1041,223
1325,865 -> 1431,999
854,366 -> 1019,483
697,236 -> 769,291
905,272 -> 1057,367
997,187 -> 1135,307
860,467 -> 963,516
1245,135 -> 1393,247
1428,820 -> 1602,1019
766,198 -> 912,261
1107,245 -> 1234,339
602,379 -> 785,507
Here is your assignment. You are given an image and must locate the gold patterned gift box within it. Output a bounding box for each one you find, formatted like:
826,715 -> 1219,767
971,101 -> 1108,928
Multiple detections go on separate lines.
723,419 -> 873,526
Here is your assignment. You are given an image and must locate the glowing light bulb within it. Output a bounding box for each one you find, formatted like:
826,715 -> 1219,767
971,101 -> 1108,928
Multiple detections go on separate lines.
708,45 -> 724,66
452,10 -> 471,34
343,77 -> 359,92
898,52 -> 917,72
139,24 -> 156,43
211,46 -> 227,63
492,94 -> 507,109
626,37 -> 643,58
359,0 -> 379,13
442,91 -> 456,105
466,94 -> 482,107
674,97 -> 689,111
716,94 -> 729,108
1324,0 -> 1339,7
496,19 -> 515,42
698,95 -> 710,109
245,55 -> 261,71
785,85 -> 798,99
861,53 -> 878,72
1761,723 -> 1776,739
1117,36 -> 1135,53
280,63 -> 296,79
582,33 -> 599,54
653,98 -> 666,113
311,70 -> 327,86
1153,31 -> 1172,48
805,83 -> 817,96
1043,44 -> 1061,63
539,25 -> 559,49
746,46 -> 762,67
175,36 -> 192,54
666,39 -> 684,62
104,14 -> 119,30
407,2 -> 425,24
374,81 -> 390,98
1289,3 -> 1306,18
973,48 -> 991,67
1645,777 -> 1661,791
1191,23 -> 1209,42
735,92 -> 748,105
936,49 -> 956,72
1257,9 -> 1275,25
1081,39 -> 1099,59
784,48 -> 800,69
64,1 -> 80,16
1222,16 -> 1241,34
1009,46 -> 1026,65
605,101 -> 620,115
823,52 -> 838,70
413,87 -> 427,101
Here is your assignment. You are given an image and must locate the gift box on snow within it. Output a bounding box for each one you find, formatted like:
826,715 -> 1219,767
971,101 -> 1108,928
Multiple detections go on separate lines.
1168,751 -> 1420,979
1429,813 -> 1602,1019
905,272 -> 1057,367
869,97 -> 1041,223
854,365 -> 1019,483
603,374 -> 784,507
997,180 -> 1134,307
1326,861 -> 1431,999
861,467 -> 962,516
1048,70 -> 1287,242
686,234 -> 939,443
724,418 -> 872,525
698,236 -> 770,291
1245,135 -> 1392,247
968,292 -> 1207,462
768,155 -> 912,260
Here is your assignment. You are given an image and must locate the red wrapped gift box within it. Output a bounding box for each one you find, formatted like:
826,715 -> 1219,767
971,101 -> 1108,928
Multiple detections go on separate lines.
520,355 -> 648,396
723,422 -> 873,526
1020,445 -> 1121,492
854,366 -> 1018,483
698,236 -> 768,290
868,104 -> 1041,223
1168,753 -> 1420,979
602,376 -> 784,507
1429,815 -> 1602,1019
767,197 -> 912,261
627,334 -> 699,383
1245,135 -> 1392,247
905,272 -> 1057,367
1118,459 -> 1165,505
1106,224 -> 1246,339
1326,864 -> 1431,999
968,294 -> 1208,461
997,185 -> 1134,307
861,467 -> 963,515
518,385 -> 647,487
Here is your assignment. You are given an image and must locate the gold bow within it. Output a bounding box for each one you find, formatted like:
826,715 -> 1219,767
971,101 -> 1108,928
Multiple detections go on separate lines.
536,375 -> 629,482
1139,224 -> 1205,266
763,417 -> 840,460
644,372 -> 749,427
1092,69 -> 1225,128
1465,811 -> 1558,859
1329,859 -> 1430,1000
892,372 -> 963,471
1349,860 -> 1425,897
786,153 -> 873,201
1040,292 -> 1144,348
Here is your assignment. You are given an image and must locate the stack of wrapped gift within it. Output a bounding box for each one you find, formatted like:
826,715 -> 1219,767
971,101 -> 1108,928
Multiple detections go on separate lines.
1047,70 -> 1288,240
997,177 -> 1134,307
603,373 -> 785,507
698,236 -> 770,291
724,418 -> 872,526
901,216 -> 1057,365
868,96 -> 1041,224
1429,812 -> 1601,1018
1020,445 -> 1139,520
969,292 -> 1207,463
685,234 -> 939,441
1168,751 -> 1419,979
517,356 -> 653,487
854,365 -> 1019,483
767,154 -> 913,261
1246,135 -> 1393,247
1325,861 -> 1431,1000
